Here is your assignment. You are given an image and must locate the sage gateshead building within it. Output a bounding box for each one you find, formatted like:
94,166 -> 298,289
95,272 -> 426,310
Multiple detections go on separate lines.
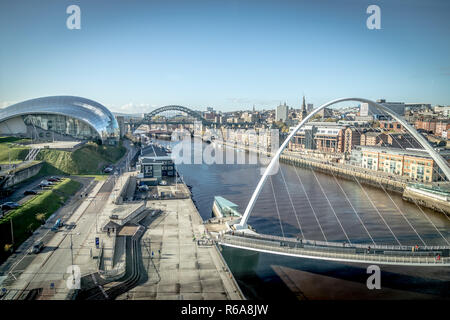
0,96 -> 120,144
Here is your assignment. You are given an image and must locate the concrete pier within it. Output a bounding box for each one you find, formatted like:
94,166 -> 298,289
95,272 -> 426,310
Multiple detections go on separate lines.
115,193 -> 244,300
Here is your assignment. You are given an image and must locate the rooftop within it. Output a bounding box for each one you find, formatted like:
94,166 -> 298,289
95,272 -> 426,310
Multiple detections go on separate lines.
360,145 -> 450,159
141,144 -> 170,158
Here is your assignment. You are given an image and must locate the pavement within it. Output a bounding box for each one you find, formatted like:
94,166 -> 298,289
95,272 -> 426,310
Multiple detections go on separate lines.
23,141 -> 83,150
115,197 -> 243,300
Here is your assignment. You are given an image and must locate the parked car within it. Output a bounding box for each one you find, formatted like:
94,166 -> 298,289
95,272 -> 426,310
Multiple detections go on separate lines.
24,190 -> 37,196
1,202 -> 20,210
159,180 -> 167,186
103,167 -> 113,173
30,240 -> 44,254
50,176 -> 61,181
138,184 -> 149,192
39,180 -> 52,187
47,178 -> 59,182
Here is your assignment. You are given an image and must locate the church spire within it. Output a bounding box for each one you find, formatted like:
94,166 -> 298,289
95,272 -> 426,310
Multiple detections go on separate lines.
300,95 -> 307,121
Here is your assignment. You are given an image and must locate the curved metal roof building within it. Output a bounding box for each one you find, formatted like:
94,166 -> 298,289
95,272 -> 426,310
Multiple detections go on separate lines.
0,96 -> 119,143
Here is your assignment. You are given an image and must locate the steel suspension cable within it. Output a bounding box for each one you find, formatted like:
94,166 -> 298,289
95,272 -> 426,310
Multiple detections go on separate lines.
269,175 -> 285,238
279,165 -> 305,239
293,165 -> 328,241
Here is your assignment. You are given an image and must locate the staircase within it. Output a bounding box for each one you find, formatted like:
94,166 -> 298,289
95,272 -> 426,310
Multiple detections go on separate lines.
24,148 -> 40,162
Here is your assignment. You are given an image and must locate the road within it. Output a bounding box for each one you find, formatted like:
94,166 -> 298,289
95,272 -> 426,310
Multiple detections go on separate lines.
0,176 -> 115,299
0,177 -> 95,277
0,139 -> 134,299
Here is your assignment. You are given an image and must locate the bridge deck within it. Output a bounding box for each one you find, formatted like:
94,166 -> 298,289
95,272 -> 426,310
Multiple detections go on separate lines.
218,233 -> 450,266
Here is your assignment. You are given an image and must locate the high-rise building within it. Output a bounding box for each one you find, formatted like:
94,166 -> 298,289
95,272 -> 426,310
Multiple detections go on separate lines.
276,102 -> 288,122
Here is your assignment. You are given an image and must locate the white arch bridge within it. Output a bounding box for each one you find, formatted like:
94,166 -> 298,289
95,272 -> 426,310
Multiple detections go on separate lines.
217,98 -> 450,266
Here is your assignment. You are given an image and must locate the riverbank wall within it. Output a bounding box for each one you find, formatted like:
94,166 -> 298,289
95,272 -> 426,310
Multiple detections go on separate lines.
218,140 -> 450,215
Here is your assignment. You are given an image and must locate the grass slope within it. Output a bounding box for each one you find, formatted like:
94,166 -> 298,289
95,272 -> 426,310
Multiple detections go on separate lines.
0,179 -> 82,252
36,142 -> 126,175
0,138 -> 30,163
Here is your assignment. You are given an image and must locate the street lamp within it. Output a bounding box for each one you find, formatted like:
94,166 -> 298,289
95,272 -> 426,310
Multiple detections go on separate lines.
69,233 -> 75,286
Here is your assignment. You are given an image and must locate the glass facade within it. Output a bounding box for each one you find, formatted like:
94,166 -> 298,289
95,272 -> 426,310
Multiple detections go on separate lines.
23,114 -> 100,141
0,96 -> 120,144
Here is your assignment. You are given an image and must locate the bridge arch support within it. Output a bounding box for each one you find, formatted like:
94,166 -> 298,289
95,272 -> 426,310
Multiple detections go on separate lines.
238,97 -> 450,229
144,105 -> 208,124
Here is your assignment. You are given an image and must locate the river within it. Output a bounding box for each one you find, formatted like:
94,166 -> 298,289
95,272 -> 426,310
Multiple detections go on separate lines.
156,137 -> 450,300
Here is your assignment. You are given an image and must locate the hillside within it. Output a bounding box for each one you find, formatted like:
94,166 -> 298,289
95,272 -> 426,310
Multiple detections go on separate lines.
36,141 -> 126,175
0,137 -> 30,163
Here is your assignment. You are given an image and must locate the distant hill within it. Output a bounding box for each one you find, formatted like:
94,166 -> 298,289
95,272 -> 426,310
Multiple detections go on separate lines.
112,112 -> 143,119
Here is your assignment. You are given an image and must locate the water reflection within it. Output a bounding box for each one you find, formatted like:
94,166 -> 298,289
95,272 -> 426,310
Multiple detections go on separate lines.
157,138 -> 450,299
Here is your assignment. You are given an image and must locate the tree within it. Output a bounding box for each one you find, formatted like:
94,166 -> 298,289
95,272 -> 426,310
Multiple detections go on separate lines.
36,213 -> 46,224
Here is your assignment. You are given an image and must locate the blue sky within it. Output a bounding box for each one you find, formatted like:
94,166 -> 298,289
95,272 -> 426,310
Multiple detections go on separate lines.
0,0 -> 449,113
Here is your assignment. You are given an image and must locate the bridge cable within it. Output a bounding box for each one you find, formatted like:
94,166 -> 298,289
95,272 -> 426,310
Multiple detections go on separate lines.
293,165 -> 328,242
366,108 -> 450,245
269,175 -> 285,238
291,114 -> 403,246
365,107 -> 449,245
349,172 -> 402,246
349,116 -> 428,246
294,140 -> 378,245
307,163 -> 352,244
378,116 -> 450,245
330,174 -> 377,245
279,165 -> 305,239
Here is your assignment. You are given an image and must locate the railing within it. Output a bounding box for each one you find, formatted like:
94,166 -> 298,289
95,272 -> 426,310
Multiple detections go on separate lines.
226,231 -> 450,251
219,234 -> 450,266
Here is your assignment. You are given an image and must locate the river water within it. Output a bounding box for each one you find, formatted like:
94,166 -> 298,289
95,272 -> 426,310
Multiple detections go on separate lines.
157,138 -> 450,299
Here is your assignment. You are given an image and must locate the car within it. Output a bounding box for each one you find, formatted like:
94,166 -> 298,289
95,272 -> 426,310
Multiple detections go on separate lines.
51,218 -> 63,231
1,202 -> 20,210
50,176 -> 61,181
103,167 -> 113,173
138,184 -> 149,192
159,180 -> 167,186
40,180 -> 55,187
30,240 -> 44,254
47,178 -> 59,182
24,190 -> 37,196
39,180 -> 50,187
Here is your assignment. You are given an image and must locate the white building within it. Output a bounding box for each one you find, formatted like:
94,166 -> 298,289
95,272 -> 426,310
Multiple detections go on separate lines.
360,99 -> 405,119
276,103 -> 288,122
